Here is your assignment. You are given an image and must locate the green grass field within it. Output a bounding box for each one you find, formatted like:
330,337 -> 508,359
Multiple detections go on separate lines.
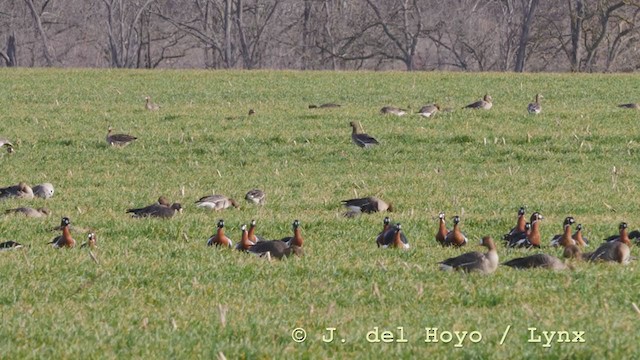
0,69 -> 639,359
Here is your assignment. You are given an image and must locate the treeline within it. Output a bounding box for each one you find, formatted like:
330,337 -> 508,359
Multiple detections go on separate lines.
1,0 -> 639,72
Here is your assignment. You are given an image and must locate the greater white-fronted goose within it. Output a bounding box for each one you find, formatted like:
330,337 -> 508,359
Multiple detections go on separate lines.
207,219 -> 233,247
527,94 -> 543,114
80,233 -> 97,248
106,127 -> 137,147
550,216 -> 576,247
248,239 -> 303,259
247,219 -> 265,243
618,103 -> 640,110
380,106 -> 407,116
309,103 -> 341,109
341,197 -> 392,217
379,223 -> 410,249
145,96 -> 160,111
48,217 -> 76,248
0,137 -> 14,153
126,201 -> 182,218
4,207 -> 50,218
508,212 -> 543,248
443,215 -> 468,247
439,236 -> 498,274
376,217 -> 392,247
245,189 -> 265,205
502,253 -> 568,270
350,121 -> 379,148
417,104 -> 440,117
235,224 -> 255,252
503,207 -> 527,244
0,240 -> 24,250
435,212 -> 449,246
463,94 -> 493,110
32,183 -> 54,199
588,222 -> 632,264
195,194 -> 239,210
0,182 -> 34,200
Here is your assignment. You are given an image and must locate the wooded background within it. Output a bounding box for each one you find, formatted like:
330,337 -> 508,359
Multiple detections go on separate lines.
2,0 -> 640,72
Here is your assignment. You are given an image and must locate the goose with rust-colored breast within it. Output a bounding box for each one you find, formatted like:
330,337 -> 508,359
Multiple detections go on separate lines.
463,94 -> 493,110
572,224 -> 589,247
207,219 -> 233,248
235,224 -> 255,252
379,223 -> 410,249
508,212 -> 543,248
106,127 -> 137,147
550,216 -> 576,247
195,194 -> 239,211
435,212 -> 449,246
350,121 -> 379,148
80,233 -> 97,249
527,94 -> 543,114
439,236 -> 498,274
587,222 -> 632,264
376,217 -> 392,247
443,215 -> 467,247
503,207 -> 527,244
48,217 -> 76,248
247,219 -> 266,243
249,220 -> 304,259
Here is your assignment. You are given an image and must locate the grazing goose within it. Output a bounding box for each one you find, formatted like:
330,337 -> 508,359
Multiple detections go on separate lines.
417,104 -> 440,117
588,223 -> 632,264
375,217 -> 392,247
207,219 -> 233,247
280,219 -> 304,248
247,219 -> 266,243
463,94 -> 493,110
503,207 -> 527,243
341,197 -> 392,217
350,121 -> 379,148
435,212 -> 449,246
195,194 -> 239,210
0,137 -> 14,153
48,217 -> 76,248
309,103 -> 341,109
572,224 -> 589,247
0,240 -> 24,250
502,253 -> 568,270
527,94 -> 543,114
4,207 -> 50,218
550,217 -> 576,247
380,106 -> 407,116
106,127 -> 137,147
245,189 -> 266,205
443,215 -> 468,247
145,96 -> 160,111
618,103 -> 640,110
439,236 -> 498,274
32,183 -> 54,199
80,233 -> 97,249
126,201 -> 182,218
508,212 -> 543,248
0,182 -> 34,200
379,223 -> 410,249
235,224 -> 255,252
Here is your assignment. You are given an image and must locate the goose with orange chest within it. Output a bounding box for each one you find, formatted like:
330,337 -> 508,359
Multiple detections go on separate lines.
247,219 -> 265,243
379,223 -> 410,249
235,224 -> 255,252
249,220 -> 304,259
503,207 -> 526,244
81,233 -> 97,249
376,217 -> 392,247
443,215 -> 467,247
508,212 -> 543,248
434,212 -> 449,246
550,216 -> 575,247
207,219 -> 233,248
49,217 -> 75,248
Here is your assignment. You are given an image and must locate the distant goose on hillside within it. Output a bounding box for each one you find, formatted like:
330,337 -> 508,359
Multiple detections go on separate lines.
0,137 -> 14,153
245,189 -> 266,205
417,104 -> 440,117
380,106 -> 407,116
145,96 -> 160,111
350,121 -> 379,148
463,94 -> 493,110
195,194 -> 239,210
618,103 -> 640,110
33,183 -> 54,199
527,94 -> 543,114
439,236 -> 498,274
0,182 -> 34,200
309,103 -> 341,109
106,127 -> 137,147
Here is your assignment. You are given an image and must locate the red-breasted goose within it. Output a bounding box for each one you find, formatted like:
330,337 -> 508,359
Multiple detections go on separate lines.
280,220 -> 303,248
573,224 -> 589,247
248,219 -> 265,243
235,224 -> 255,252
380,106 -> 407,116
463,94 -> 492,110
195,194 -> 239,210
439,236 -> 498,274
588,222 -> 632,264
145,96 -> 160,111
0,137 -> 14,153
341,197 -> 392,217
503,207 -> 527,243
0,241 -> 24,250
127,202 -> 182,218
106,127 -> 137,147
80,233 -> 97,249
380,223 -> 410,249
245,189 -> 265,205
376,217 -> 392,247
207,219 -> 233,247
32,183 -> 54,199
0,182 -> 34,200
550,217 -> 576,247
48,217 -> 76,248
508,212 -> 543,248
350,121 -> 379,148
417,104 -> 440,117
527,94 -> 543,114
444,215 -> 468,247
502,253 -> 568,270
4,207 -> 50,218
435,212 -> 449,246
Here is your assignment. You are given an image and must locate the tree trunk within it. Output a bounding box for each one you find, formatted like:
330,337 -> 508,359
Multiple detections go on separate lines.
23,0 -> 53,66
224,0 -> 232,68
569,0 -> 584,71
514,0 -> 539,72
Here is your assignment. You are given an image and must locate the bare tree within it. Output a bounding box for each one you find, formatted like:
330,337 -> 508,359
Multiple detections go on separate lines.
102,0 -> 156,68
514,0 -> 540,72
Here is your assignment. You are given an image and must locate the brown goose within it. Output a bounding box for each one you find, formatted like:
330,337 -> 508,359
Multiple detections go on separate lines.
380,106 -> 407,116
247,219 -> 266,243
245,189 -> 266,205
106,127 -> 137,147
235,224 -> 255,252
502,253 -> 568,270
435,212 -> 449,246
280,219 -> 304,248
375,217 -> 392,247
439,236 -> 498,274
587,222 -> 632,264
145,96 -> 160,111
32,183 -> 54,199
48,217 -> 76,248
379,223 -> 410,249
508,212 -> 543,248
0,182 -> 34,200
618,103 -> 640,110
550,217 -> 576,247
350,121 -> 379,148
341,196 -> 392,217
572,224 -> 589,247
4,207 -> 50,218
443,215 -> 468,247
463,94 -> 493,110
503,207 -> 527,244
0,137 -> 14,153
207,219 -> 233,247
126,201 -> 182,218
527,94 -> 543,114
80,233 -> 97,249
417,104 -> 440,118
309,103 -> 341,109
195,194 -> 239,210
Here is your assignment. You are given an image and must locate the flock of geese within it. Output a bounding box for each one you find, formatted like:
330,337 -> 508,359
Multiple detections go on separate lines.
1,94 -> 639,266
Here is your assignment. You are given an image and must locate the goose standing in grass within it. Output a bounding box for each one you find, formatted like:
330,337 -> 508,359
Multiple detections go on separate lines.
4,207 -> 50,218
145,96 -> 160,111
245,189 -> 265,205
80,233 -> 97,248
0,182 -> 34,200
435,212 -> 449,246
379,223 -> 410,249
0,241 -> 24,250
350,121 -> 379,148
502,253 -> 568,270
247,219 -> 266,243
341,196 -> 392,218
443,215 -> 468,247
195,194 -> 239,210
503,207 -> 527,244
375,217 -> 392,247
0,137 -> 14,153
417,104 -> 440,117
235,224 -> 255,252
380,106 -> 407,116
48,217 -> 75,248
106,127 -> 137,147
572,224 -> 589,247
550,216 -> 575,247
207,219 -> 233,247
439,236 -> 498,274
463,94 -> 493,110
126,200 -> 182,218
32,183 -> 54,199
588,222 -> 632,264
618,103 -> 640,110
508,212 -> 543,248
527,94 -> 543,114
309,103 -> 341,109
